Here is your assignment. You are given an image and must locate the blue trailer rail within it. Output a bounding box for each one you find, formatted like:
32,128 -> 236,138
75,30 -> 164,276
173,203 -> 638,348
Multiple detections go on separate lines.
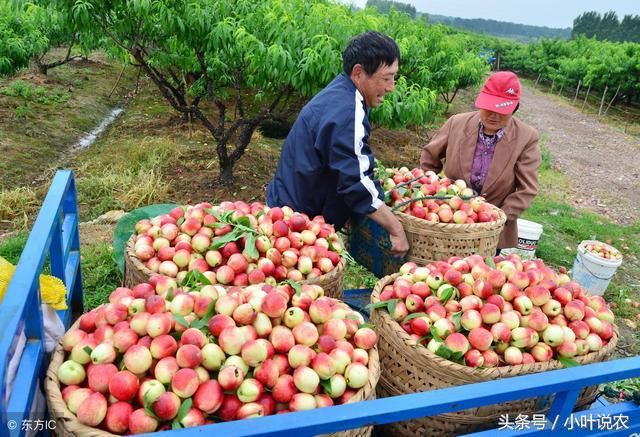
0,170 -> 82,437
1,169 -> 639,437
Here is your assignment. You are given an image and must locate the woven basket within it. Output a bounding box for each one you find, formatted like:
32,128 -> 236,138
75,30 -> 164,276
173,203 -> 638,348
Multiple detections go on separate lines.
124,235 -> 345,299
46,322 -> 379,436
371,274 -> 618,437
396,207 -> 507,266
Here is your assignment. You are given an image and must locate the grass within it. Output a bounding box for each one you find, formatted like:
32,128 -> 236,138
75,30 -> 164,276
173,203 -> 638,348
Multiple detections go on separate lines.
0,187 -> 41,230
74,135 -> 184,220
81,242 -> 122,310
0,233 -> 120,310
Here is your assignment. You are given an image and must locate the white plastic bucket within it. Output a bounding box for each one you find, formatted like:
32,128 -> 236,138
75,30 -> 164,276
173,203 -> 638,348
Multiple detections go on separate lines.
572,240 -> 623,296
500,219 -> 544,259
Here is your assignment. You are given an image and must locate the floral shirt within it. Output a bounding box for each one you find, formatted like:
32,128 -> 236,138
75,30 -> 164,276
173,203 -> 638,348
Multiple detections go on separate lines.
470,123 -> 505,194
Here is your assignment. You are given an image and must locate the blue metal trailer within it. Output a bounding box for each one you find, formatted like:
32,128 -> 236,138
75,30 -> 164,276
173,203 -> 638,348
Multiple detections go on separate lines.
1,170 -> 639,437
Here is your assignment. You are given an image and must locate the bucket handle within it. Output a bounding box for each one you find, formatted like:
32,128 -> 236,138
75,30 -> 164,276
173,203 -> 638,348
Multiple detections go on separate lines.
576,255 -> 618,281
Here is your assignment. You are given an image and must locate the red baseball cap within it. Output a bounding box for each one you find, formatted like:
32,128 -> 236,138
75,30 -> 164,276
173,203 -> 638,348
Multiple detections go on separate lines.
475,71 -> 521,115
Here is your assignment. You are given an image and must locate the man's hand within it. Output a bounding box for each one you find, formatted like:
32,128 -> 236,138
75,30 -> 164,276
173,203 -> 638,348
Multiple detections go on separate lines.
368,204 -> 410,259
389,229 -> 409,258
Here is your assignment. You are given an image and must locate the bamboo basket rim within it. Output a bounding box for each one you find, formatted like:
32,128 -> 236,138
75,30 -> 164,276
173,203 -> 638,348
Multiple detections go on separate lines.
46,318 -> 379,436
371,273 -> 619,378
396,207 -> 507,233
125,233 -> 346,288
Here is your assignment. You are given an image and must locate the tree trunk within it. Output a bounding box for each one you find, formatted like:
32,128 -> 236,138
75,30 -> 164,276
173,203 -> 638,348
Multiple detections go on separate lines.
219,162 -> 234,186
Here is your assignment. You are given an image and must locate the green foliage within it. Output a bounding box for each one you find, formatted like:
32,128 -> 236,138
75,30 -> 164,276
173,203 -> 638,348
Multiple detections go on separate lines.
344,259 -> 378,289
366,0 -> 416,19
427,14 -> 571,42
0,234 -> 28,264
0,79 -> 70,104
494,36 -> 640,100
60,0 -> 486,182
573,11 -> 640,43
0,2 -> 47,75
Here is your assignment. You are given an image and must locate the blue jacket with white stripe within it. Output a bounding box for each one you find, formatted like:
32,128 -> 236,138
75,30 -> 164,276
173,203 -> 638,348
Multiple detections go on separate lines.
266,73 -> 384,229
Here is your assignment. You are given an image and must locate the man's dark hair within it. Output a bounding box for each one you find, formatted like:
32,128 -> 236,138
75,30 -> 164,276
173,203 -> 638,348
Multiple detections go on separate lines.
343,31 -> 400,76
512,103 -> 520,114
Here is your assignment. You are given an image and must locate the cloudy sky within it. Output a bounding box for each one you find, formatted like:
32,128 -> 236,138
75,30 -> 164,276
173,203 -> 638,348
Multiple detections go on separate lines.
338,0 -> 639,28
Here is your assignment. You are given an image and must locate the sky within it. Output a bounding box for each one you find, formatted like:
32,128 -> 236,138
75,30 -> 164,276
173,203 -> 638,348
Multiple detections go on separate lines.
338,0 -> 639,29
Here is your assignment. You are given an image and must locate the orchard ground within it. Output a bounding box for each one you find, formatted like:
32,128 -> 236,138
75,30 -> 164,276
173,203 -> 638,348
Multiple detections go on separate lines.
1,52 -> 639,365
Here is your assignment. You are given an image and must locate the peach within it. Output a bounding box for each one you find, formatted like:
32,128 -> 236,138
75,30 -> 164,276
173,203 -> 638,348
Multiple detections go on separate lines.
172,368 -> 201,398
217,365 -> 245,392
109,370 -> 139,401
105,401 -> 133,434
123,344 -> 153,374
87,363 -> 118,394
480,303 -> 501,325
269,325 -> 295,354
176,344 -> 203,368
444,333 -> 470,355
76,392 -> 108,427
128,408 -> 158,434
271,375 -> 297,405
57,360 -> 86,386
468,327 -> 493,351
503,346 -> 523,365
153,391 -> 181,420
193,380 -> 224,414
464,349 -> 485,367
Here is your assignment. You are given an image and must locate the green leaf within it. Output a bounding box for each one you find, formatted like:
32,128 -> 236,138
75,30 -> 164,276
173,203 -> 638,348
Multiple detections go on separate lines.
439,287 -> 453,304
451,311 -> 462,331
435,344 -> 452,359
113,203 -> 178,273
173,314 -> 190,328
430,326 -> 443,343
403,312 -> 428,323
210,229 -> 243,249
171,420 -> 182,429
177,398 -> 192,422
235,216 -> 252,229
281,279 -> 302,296
485,256 -> 497,269
191,301 -> 216,330
450,351 -> 464,361
83,346 -> 93,356
387,299 -> 399,316
364,301 -> 390,312
244,233 -> 259,260
558,356 -> 580,368
319,379 -> 332,392
417,335 -> 431,344
357,323 -> 375,329
143,392 -> 161,420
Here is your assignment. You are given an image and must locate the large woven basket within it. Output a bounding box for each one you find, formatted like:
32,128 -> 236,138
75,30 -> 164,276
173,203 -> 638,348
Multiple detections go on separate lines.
371,274 -> 618,437
45,320 -> 379,436
397,207 -> 507,266
124,234 -> 346,299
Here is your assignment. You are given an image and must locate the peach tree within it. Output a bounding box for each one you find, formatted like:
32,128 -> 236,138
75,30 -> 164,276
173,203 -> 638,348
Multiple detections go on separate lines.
59,0 -> 489,184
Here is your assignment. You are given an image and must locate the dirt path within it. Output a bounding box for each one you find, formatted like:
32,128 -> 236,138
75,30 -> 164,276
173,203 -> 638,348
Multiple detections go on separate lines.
517,85 -> 640,224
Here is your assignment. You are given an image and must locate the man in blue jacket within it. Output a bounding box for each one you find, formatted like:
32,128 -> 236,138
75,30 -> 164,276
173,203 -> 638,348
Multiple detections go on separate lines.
267,31 -> 409,257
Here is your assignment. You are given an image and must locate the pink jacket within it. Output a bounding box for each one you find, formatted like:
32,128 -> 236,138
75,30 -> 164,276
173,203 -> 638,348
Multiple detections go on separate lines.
420,111 -> 541,248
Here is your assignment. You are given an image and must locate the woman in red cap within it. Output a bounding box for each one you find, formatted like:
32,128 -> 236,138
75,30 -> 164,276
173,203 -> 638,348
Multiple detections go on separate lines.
420,71 -> 541,250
